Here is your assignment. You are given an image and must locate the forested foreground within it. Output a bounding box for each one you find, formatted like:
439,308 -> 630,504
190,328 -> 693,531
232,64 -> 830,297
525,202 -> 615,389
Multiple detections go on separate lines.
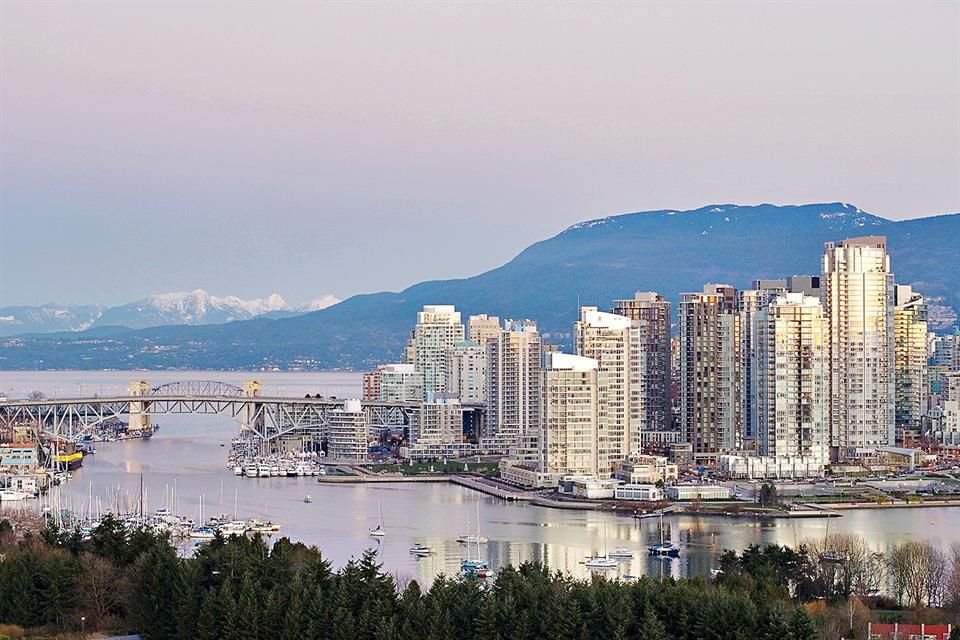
0,516 -> 958,640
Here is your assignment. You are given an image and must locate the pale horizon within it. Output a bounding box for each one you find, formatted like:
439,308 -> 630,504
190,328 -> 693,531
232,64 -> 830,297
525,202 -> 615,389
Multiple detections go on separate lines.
2,1 -> 958,307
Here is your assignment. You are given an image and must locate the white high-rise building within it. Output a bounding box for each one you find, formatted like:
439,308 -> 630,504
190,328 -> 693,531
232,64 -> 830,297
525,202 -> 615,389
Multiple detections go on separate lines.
404,305 -> 465,398
752,293 -> 829,468
740,283 -> 787,447
822,236 -> 895,453
486,320 -> 542,449
894,285 -> 928,444
541,353 -> 599,478
445,340 -> 487,403
378,364 -> 425,403
575,307 -> 633,472
468,314 -> 501,346
327,400 -> 369,461
679,284 -> 741,461
409,396 -> 463,446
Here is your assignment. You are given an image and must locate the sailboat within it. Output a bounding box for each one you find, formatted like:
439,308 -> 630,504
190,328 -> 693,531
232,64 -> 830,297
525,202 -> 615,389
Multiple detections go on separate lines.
369,501 -> 386,537
647,511 -> 680,557
456,503 -> 488,544
189,495 -> 216,540
461,503 -> 492,577
820,513 -> 842,563
585,521 -> 617,569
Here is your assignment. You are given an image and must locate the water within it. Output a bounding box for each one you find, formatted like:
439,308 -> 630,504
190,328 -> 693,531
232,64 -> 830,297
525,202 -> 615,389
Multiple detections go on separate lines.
3,370 -> 960,586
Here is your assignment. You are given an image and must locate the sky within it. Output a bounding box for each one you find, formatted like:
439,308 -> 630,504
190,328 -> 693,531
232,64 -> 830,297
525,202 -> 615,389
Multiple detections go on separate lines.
1,1 -> 958,307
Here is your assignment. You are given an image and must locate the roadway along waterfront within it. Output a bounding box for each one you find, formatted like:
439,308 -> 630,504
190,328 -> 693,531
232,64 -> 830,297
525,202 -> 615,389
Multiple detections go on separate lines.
4,371 -> 960,586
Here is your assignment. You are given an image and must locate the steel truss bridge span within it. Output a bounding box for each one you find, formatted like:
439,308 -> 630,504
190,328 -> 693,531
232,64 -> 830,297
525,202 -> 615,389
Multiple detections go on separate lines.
0,380 -> 419,443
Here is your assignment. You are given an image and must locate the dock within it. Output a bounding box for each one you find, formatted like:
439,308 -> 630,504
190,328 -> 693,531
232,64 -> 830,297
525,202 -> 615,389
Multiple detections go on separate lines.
448,475 -> 537,501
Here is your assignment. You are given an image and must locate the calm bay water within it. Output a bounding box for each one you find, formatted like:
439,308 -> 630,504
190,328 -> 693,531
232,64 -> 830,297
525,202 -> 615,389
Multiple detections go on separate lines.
3,370 -> 959,586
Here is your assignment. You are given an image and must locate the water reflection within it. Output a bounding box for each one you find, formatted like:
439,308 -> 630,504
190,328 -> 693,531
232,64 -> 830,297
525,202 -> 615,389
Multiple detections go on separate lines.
5,371 -> 960,586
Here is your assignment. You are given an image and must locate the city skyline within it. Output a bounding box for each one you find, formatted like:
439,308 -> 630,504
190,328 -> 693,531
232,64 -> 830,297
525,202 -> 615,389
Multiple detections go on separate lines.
2,1 -> 958,306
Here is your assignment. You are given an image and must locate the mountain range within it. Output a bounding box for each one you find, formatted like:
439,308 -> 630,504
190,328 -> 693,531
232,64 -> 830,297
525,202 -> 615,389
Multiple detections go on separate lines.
0,290 -> 339,336
1,203 -> 957,371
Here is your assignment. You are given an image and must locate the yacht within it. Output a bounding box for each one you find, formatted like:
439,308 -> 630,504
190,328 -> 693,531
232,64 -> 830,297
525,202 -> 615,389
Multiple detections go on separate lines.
244,464 -> 258,478
189,526 -> 217,540
461,558 -> 493,577
608,548 -> 634,559
409,543 -> 433,556
585,555 -> 618,569
648,512 -> 680,557
456,534 -> 489,544
217,521 -> 249,537
247,518 -> 281,534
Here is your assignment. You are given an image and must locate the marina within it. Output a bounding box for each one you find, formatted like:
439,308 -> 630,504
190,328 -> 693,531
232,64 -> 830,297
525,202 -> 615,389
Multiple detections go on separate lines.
4,371 -> 960,587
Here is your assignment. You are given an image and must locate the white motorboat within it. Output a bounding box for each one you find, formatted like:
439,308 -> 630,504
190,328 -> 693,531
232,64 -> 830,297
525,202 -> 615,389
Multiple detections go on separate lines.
608,547 -> 633,559
585,555 -> 618,569
0,489 -> 29,501
217,521 -> 249,537
189,526 -> 217,540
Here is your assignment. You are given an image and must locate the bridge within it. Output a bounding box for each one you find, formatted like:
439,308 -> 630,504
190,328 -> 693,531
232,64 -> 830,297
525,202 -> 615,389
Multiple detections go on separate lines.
0,379 -> 420,444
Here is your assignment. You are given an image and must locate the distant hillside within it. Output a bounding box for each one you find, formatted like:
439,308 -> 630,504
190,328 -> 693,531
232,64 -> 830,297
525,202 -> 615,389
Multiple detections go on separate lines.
1,203 -> 956,370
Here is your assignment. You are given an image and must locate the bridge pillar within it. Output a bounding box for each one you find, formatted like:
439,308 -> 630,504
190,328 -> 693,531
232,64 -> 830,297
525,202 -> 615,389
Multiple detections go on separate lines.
240,380 -> 262,435
128,380 -> 151,434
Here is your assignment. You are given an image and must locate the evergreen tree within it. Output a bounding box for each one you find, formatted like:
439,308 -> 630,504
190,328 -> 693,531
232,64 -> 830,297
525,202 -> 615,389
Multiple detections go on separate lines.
789,606 -> 816,640
281,577 -> 306,640
474,594 -> 500,640
194,589 -> 221,640
127,540 -> 180,639
638,607 -> 669,640
760,604 -> 791,640
233,574 -> 262,640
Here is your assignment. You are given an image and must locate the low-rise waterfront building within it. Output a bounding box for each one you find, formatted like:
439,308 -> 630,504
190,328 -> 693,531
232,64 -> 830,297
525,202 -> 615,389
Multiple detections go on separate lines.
612,455 -> 678,484
557,476 -> 622,499
614,484 -> 664,501
400,441 -> 480,461
666,485 -> 731,501
0,443 -> 37,473
717,454 -> 825,479
498,458 -> 559,488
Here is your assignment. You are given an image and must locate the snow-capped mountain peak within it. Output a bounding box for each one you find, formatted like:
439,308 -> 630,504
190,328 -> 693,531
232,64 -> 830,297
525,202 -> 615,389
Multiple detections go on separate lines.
296,295 -> 340,312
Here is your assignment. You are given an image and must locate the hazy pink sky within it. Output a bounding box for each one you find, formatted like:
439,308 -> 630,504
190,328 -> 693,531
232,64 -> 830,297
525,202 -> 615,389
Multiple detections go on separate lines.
1,1 -> 958,306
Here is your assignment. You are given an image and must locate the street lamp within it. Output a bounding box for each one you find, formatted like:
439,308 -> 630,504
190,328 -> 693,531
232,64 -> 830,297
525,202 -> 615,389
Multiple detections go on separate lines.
80,615 -> 86,635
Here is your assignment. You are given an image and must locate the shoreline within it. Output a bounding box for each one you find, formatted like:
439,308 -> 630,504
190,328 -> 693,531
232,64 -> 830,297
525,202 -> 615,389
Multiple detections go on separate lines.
315,472 -> 960,516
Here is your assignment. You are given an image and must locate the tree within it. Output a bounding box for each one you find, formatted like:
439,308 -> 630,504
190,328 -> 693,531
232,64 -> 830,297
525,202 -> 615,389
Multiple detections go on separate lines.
789,607 -> 816,640
638,607 -> 668,640
888,541 -> 948,608
75,552 -> 122,628
758,483 -> 779,507
475,594 -> 500,640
